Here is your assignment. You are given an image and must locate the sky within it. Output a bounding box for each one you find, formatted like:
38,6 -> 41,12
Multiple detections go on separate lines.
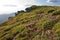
37,0 -> 60,6
0,0 -> 60,14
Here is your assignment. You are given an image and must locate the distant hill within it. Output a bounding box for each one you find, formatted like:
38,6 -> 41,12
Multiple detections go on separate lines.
0,13 -> 15,23
0,5 -> 60,40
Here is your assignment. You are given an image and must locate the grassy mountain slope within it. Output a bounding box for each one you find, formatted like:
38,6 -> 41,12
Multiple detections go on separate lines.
0,6 -> 60,40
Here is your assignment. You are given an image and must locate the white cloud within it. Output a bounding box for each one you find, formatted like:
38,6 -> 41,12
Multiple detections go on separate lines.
47,0 -> 57,3
18,0 -> 35,5
0,0 -> 35,14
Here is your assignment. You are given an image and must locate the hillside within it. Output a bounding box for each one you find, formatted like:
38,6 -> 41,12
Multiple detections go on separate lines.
0,6 -> 60,40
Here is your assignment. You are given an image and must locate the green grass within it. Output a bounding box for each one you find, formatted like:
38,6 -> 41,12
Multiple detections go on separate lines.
0,6 -> 60,40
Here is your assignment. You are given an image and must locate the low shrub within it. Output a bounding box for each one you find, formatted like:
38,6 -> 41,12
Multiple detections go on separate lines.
48,10 -> 55,13
25,5 -> 38,12
52,10 -> 60,16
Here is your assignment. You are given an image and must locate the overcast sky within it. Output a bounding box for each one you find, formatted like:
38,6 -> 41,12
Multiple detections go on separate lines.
0,0 -> 60,14
0,0 -> 35,14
